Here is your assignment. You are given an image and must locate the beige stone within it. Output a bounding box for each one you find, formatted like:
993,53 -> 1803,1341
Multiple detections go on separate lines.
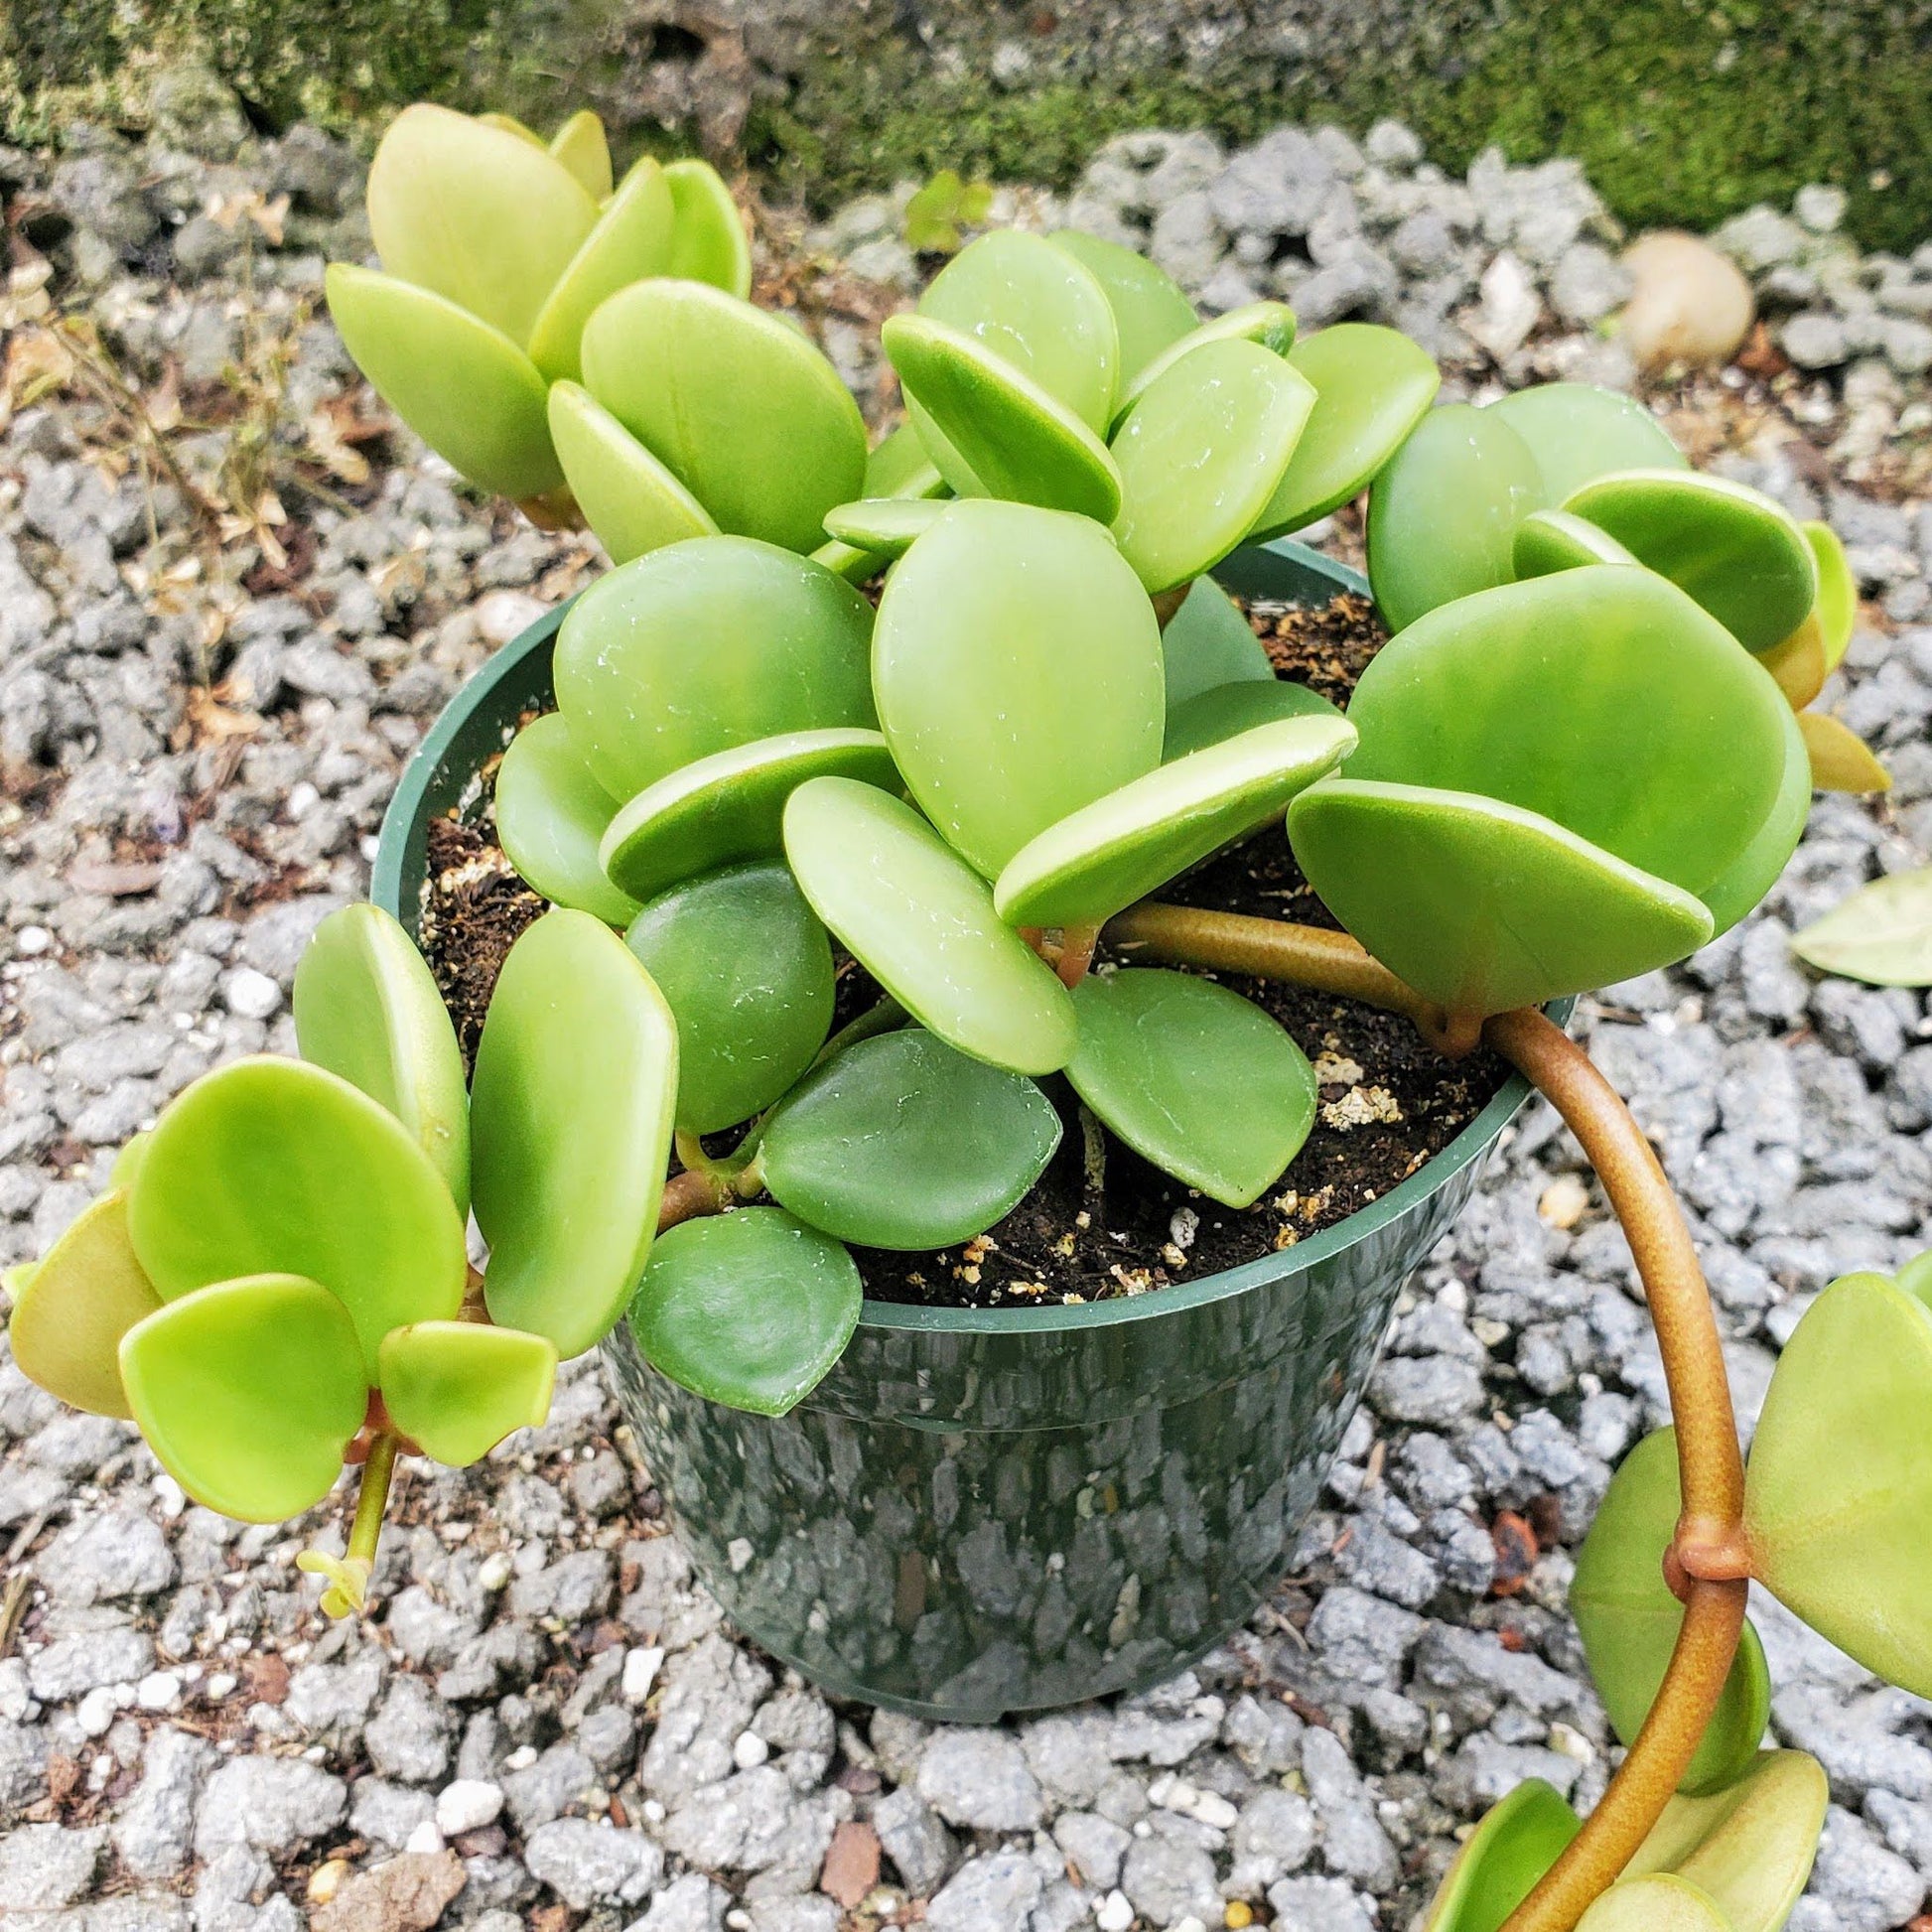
1618,230 -> 1756,370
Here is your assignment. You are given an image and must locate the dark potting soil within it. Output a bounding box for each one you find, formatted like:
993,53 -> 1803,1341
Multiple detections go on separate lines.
418,596 -> 1510,1311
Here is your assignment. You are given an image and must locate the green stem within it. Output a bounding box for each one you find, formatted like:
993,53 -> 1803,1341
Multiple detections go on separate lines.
674,1128 -> 756,1184
346,1431 -> 399,1572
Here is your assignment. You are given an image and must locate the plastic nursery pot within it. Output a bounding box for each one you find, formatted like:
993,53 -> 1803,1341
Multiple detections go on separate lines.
373,538 -> 1558,1722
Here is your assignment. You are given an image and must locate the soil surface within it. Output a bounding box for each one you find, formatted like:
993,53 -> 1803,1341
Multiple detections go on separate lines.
420,596 -> 1510,1309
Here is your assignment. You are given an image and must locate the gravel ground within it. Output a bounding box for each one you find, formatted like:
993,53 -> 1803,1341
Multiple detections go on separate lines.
2,77 -> 1931,1932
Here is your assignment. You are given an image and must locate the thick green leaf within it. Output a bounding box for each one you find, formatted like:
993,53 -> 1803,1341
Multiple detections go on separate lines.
1161,577 -> 1273,709
553,535 -> 876,800
1422,1780 -> 1580,1932
128,1057 -> 467,1376
119,1275 -> 367,1522
110,1132 -> 149,1189
1109,338 -> 1316,593
1701,700 -> 1809,939
1576,1877 -> 1729,1932
630,1207 -> 861,1416
1367,403 -> 1545,630
1488,382 -> 1687,501
1513,508 -> 1640,578
527,158 -> 676,383
294,903 -> 473,1211
872,499 -> 1164,877
325,265 -> 562,502
1045,230 -> 1197,384
1067,969 -> 1315,1208
492,709 -> 643,926
1564,471 -> 1818,654
1744,1271 -> 1932,1696
1113,300 -> 1298,422
1790,866 -> 1932,986
10,1190 -> 161,1419
996,714 -> 1356,928
377,1320 -> 557,1465
760,1029 -> 1061,1248
1803,520 -> 1856,668
581,281 -> 867,553
623,861 -> 835,1134
365,103 -> 598,348
884,315 -> 1123,522
1896,1249 -> 1932,1310
601,728 -> 897,902
473,909 -> 678,1357
547,380 -> 718,567
1624,1752 -> 1829,1932
1164,678 -> 1341,762
547,109 -> 612,201
1573,1428 -> 1771,1795
864,422 -> 949,498
660,158 -> 753,297
784,776 -> 1077,1075
821,496 -> 950,556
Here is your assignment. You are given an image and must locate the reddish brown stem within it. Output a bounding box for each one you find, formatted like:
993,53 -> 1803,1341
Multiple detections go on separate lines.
1055,923 -> 1101,989
658,1167 -> 730,1231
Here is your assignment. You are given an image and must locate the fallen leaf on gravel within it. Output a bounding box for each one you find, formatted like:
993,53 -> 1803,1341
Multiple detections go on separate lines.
820,1818 -> 882,1908
310,1851 -> 466,1932
1792,865 -> 1932,986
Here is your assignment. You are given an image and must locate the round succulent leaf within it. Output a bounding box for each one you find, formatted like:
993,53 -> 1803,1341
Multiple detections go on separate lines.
1513,508 -> 1640,578
1250,323 -> 1441,540
784,777 -> 1077,1075
623,861 -> 835,1134
884,315 -> 1123,523
527,159 -> 677,383
996,714 -> 1356,928
917,228 -> 1120,431
1897,1250 -> 1932,1310
1789,865 -> 1932,985
1573,1428 -> 1771,1794
492,710 -> 643,926
110,1132 -> 149,1189
10,1189 -> 161,1419
581,281 -> 867,553
294,904 -> 472,1211
1164,678 -> 1342,762
1288,780 -> 1714,1017
821,496 -> 950,556
873,499 -> 1164,876
478,110 -> 543,144
1045,230 -> 1198,384
118,1275 -> 367,1522
1799,710 -> 1890,793
1342,568 -> 1790,897
1488,382 -> 1687,502
630,1207 -> 861,1417
129,1057 -> 468,1376
1113,301 -> 1298,422
1624,1751 -> 1829,1932
1161,577 -> 1273,709
760,1029 -> 1062,1249
1067,969 -> 1316,1208
1422,1779 -> 1580,1932
547,109 -> 613,200
1700,699 -> 1810,939
1576,1876 -> 1730,1932
1367,403 -> 1546,631
1803,520 -> 1856,668
1109,338 -> 1317,593
325,265 -> 562,502
1563,471 -> 1818,654
660,158 -> 753,297
553,535 -> 876,800
1743,1270 -> 1932,1696
1760,614 -> 1828,710
377,1320 -> 558,1465
366,104 -> 599,348
865,421 -> 949,498
547,380 -> 718,568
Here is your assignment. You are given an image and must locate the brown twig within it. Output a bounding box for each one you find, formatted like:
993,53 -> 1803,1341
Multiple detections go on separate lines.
657,1166 -> 731,1231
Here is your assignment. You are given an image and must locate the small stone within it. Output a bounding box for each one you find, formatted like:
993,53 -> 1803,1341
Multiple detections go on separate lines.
1794,183 -> 1849,233
0,1823 -> 104,1910
1096,1889 -> 1135,1932
872,1785 -> 957,1897
435,1777 -> 504,1837
195,1755 -> 348,1857
219,964 -> 284,1021
1538,1174 -> 1590,1229
1783,310 -> 1851,369
915,1727 -> 1043,1832
310,1849 -> 468,1932
1363,119 -> 1424,170
1620,231 -> 1755,369
524,1817 -> 665,1909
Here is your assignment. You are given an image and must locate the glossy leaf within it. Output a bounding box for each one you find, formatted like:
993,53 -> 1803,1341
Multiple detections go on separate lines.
623,861 -> 835,1134
1513,508 -> 1640,578
547,379 -> 718,568
547,108 -> 613,201
581,281 -> 868,553
294,903 -> 473,1211
553,535 -> 876,800
1251,323 -> 1440,540
377,1321 -> 558,1465
1563,471 -> 1817,654
325,265 -> 562,502
1067,969 -> 1316,1208
864,422 -> 948,498
128,1057 -> 467,1375
883,315 -> 1123,522
996,714 -> 1356,928
526,158 -> 676,383
1163,678 -> 1341,762
1046,229 -> 1197,384
1367,403 -> 1545,630
1744,1271 -> 1932,1695
1700,699 -> 1810,940
1790,865 -> 1932,985
602,728 -> 898,902
1114,301 -> 1298,422
872,499 -> 1164,877
119,1275 -> 367,1522
10,1190 -> 161,1419
1803,519 -> 1856,668
1161,577 -> 1273,709
784,777 -> 1077,1075
631,1207 -> 862,1416
660,158 -> 753,297
1573,1428 -> 1771,1794
1575,1877 -> 1729,1932
1488,381 -> 1687,501
760,1029 -> 1062,1248
1422,1780 -> 1580,1932
1109,338 -> 1316,593
821,496 -> 950,556
366,103 -> 598,348
492,709 -> 643,926
473,909 -> 678,1357
1800,710 -> 1891,793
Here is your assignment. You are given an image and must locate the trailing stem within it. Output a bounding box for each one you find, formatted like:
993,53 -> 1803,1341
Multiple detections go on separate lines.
298,1427 -> 400,1617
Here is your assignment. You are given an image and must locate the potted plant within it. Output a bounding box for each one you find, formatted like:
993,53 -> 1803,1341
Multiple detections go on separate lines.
10,102 -> 1928,1932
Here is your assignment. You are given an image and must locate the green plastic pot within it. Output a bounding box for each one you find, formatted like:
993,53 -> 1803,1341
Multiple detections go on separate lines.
373,539 -> 1553,1721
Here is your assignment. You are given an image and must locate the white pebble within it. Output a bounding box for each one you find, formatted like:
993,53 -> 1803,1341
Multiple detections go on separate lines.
76,1686 -> 121,1736
151,1474 -> 186,1519
502,1744 -> 538,1772
286,781 -> 322,819
478,1551 -> 513,1592
435,1778 -> 504,1837
733,1730 -> 770,1769
1095,1890 -> 1134,1931
205,1672 -> 237,1701
221,966 -> 283,1021
136,1671 -> 182,1713
727,1537 -> 754,1573
621,1645 -> 665,1703
404,1820 -> 446,1856
0,1660 -> 32,1724
15,926 -> 51,957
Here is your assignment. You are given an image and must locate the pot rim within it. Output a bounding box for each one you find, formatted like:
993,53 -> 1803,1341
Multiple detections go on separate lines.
373,538 -> 1561,1342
